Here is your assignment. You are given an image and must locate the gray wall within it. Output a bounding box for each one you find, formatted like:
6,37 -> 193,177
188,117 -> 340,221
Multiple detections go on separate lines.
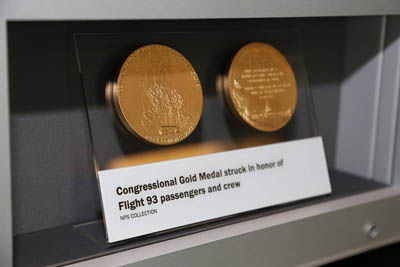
336,16 -> 400,186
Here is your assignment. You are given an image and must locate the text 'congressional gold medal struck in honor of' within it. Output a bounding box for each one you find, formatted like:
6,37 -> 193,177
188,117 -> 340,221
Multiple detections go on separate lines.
223,42 -> 297,132
109,44 -> 203,145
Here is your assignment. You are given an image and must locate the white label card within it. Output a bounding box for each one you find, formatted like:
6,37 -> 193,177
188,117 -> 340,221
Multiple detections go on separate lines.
98,136 -> 331,243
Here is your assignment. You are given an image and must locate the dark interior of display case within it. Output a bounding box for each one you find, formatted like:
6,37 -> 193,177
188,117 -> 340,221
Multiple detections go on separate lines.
7,18 -> 389,266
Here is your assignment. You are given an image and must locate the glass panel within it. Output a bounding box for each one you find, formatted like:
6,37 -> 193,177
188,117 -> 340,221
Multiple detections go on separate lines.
74,29 -> 318,172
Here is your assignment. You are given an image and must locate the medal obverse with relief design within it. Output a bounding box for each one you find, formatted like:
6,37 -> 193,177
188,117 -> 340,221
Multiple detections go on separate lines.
108,44 -> 203,145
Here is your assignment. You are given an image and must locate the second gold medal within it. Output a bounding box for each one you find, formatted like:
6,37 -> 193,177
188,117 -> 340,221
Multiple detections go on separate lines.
222,42 -> 297,132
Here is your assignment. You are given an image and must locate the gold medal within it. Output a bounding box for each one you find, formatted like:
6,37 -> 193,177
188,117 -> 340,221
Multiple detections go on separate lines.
108,44 -> 203,145
223,42 -> 297,132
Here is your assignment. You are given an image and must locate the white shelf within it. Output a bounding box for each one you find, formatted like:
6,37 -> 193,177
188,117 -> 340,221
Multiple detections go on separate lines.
68,186 -> 400,267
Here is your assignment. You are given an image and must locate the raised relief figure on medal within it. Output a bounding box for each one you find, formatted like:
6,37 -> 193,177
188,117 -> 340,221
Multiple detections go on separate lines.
107,44 -> 203,145
221,42 -> 297,132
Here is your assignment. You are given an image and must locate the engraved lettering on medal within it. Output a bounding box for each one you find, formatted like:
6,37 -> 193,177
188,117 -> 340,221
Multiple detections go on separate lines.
226,42 -> 297,132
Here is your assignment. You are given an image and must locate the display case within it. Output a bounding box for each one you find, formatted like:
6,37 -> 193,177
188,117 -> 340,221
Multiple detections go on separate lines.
2,2 -> 400,267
